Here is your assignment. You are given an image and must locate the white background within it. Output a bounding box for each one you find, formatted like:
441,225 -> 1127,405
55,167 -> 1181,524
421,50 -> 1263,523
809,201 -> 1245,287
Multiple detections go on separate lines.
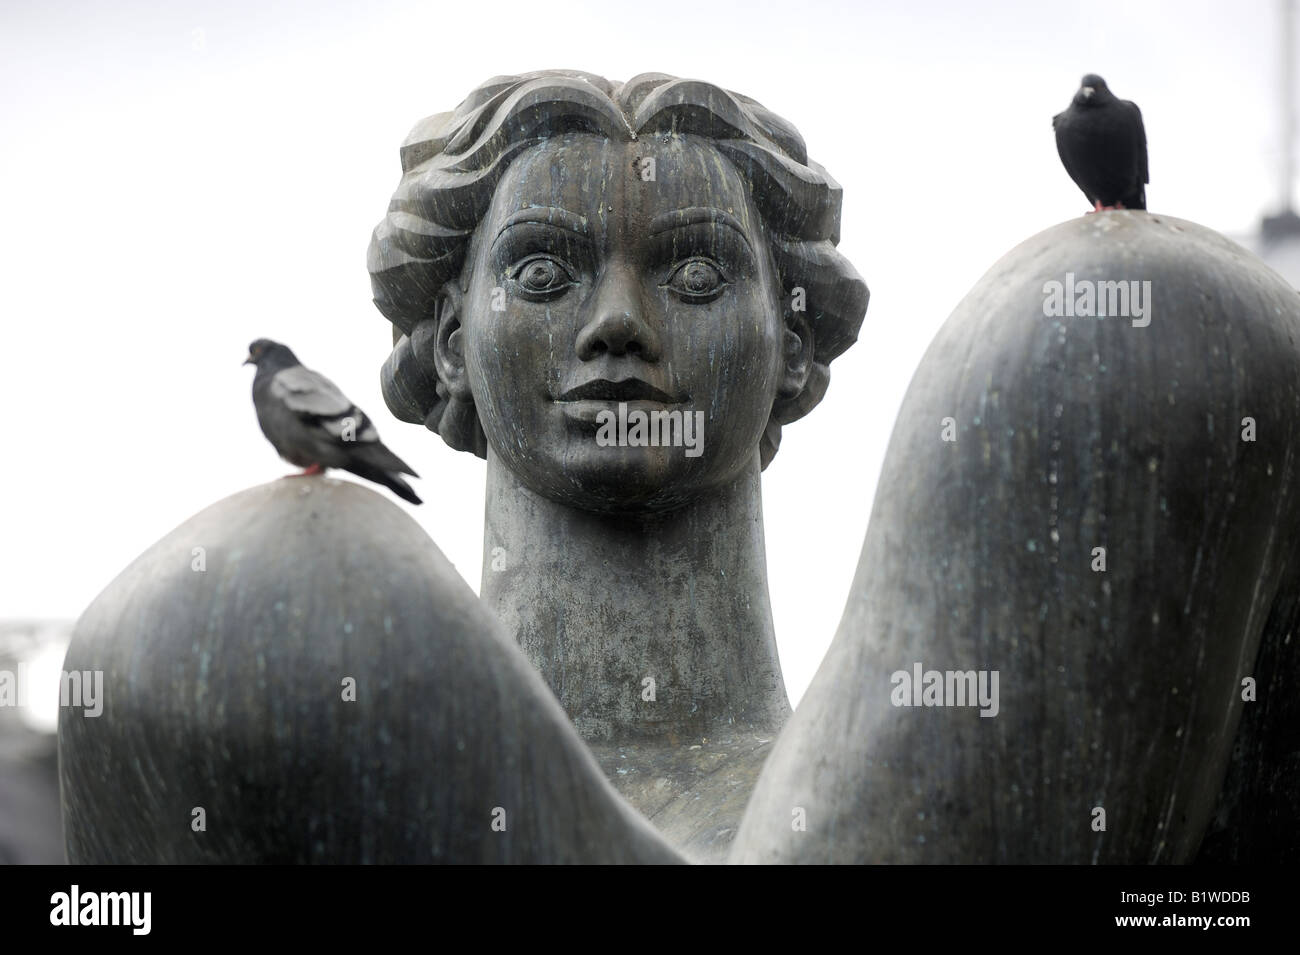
0,0 -> 1286,706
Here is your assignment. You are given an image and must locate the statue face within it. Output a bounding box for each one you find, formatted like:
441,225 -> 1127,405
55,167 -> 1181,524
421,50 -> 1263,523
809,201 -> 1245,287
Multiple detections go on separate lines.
454,133 -> 788,511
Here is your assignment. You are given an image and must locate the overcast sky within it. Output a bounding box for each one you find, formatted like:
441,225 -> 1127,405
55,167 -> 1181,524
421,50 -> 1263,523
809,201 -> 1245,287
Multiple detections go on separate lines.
0,0 -> 1289,705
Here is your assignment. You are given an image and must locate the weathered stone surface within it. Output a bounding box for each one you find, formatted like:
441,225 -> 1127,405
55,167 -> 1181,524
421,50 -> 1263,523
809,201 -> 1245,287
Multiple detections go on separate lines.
482,456 -> 789,862
1195,584 -> 1300,862
732,212 -> 1300,863
589,732 -> 778,862
367,71 -> 868,861
60,477 -> 682,864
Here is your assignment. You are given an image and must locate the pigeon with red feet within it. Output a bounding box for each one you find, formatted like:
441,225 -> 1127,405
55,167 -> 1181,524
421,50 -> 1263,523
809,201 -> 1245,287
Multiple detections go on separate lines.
1053,73 -> 1148,212
244,338 -> 422,505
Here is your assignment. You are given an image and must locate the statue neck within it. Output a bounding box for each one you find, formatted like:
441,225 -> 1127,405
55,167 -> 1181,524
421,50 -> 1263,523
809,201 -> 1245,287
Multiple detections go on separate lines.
480,450 -> 791,742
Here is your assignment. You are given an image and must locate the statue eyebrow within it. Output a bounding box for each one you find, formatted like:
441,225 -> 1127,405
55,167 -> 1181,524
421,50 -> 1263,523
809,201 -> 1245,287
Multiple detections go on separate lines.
495,207 -> 590,240
647,207 -> 754,252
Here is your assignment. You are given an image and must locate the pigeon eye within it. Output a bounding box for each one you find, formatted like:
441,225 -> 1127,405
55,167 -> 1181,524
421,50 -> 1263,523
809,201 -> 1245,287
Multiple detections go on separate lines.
665,258 -> 727,302
512,256 -> 575,297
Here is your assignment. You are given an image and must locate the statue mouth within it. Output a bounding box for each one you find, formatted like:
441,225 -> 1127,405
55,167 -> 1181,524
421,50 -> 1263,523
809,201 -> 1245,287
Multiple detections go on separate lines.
557,378 -> 686,404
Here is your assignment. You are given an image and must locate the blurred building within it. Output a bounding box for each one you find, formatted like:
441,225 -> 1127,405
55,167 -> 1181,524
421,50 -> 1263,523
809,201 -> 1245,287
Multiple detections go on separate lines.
1245,210 -> 1300,286
0,620 -> 69,864
1249,2 -> 1300,286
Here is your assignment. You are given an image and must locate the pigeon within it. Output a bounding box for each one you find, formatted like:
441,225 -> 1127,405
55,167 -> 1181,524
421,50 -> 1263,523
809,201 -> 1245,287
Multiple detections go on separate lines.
1052,74 -> 1148,212
244,339 -> 422,505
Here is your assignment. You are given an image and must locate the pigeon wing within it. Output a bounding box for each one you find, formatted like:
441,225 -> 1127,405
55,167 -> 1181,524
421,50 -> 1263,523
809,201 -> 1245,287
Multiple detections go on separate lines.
270,364 -> 384,446
271,365 -> 354,417
1053,111 -> 1095,203
1126,100 -> 1149,185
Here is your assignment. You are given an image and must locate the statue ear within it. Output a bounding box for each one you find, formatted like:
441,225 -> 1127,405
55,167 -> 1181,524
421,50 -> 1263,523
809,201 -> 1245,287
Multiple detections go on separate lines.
777,310 -> 814,400
434,282 -> 471,401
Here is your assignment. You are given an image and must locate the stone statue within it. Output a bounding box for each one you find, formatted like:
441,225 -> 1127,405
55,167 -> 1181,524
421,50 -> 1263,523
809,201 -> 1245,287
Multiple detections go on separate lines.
732,211 -> 1300,863
365,70 -> 867,859
59,71 -> 1299,865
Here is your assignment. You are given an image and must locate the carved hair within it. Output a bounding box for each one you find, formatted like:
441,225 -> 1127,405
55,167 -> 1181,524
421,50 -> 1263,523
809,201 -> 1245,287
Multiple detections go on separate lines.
368,70 -> 868,467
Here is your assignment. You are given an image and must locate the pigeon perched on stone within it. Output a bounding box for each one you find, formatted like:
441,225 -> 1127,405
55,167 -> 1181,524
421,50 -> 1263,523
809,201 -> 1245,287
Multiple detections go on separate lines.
1053,74 -> 1148,212
244,339 -> 421,505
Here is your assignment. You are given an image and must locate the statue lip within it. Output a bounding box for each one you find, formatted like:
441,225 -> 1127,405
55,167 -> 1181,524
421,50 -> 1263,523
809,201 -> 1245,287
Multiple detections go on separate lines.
557,378 -> 686,404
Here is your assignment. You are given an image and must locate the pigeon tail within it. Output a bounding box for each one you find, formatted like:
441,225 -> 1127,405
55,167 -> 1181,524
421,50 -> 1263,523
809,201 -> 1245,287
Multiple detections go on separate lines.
343,461 -> 423,505
340,439 -> 418,478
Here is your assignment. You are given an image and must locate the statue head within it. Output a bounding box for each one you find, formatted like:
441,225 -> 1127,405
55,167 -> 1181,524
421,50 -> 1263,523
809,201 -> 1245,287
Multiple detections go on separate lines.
369,70 -> 867,512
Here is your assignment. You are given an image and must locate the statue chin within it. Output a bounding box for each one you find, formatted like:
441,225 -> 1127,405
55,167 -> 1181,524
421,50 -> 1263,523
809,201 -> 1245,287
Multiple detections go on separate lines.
507,468 -> 708,516
484,438 -> 758,515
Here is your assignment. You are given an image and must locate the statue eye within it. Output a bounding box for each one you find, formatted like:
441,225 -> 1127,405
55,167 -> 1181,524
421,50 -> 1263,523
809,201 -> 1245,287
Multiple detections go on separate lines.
513,256 -> 575,296
666,258 -> 727,301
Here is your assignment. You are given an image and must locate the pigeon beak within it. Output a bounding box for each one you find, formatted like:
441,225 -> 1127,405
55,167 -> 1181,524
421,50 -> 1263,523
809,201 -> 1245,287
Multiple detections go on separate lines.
1082,86 -> 1095,98
243,356 -> 255,366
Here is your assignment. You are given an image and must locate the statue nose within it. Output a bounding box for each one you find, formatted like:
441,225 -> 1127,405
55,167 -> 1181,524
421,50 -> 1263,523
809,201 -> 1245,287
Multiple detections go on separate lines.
576,270 -> 661,360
